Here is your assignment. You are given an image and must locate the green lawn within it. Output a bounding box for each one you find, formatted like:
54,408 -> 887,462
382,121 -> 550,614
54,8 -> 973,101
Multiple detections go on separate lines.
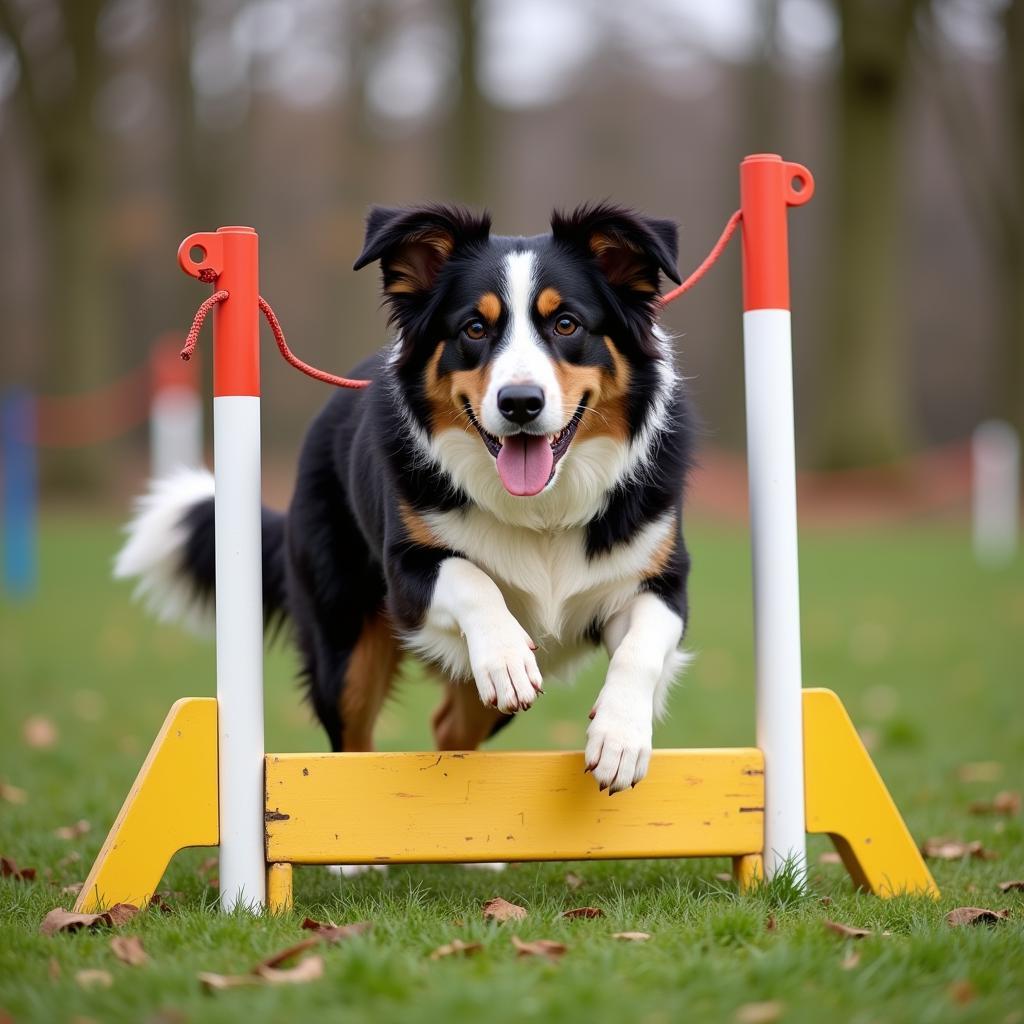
1,516 -> 1022,1023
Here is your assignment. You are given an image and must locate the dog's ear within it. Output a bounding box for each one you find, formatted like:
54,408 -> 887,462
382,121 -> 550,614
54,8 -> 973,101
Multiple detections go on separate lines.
550,203 -> 680,294
353,204 -> 492,295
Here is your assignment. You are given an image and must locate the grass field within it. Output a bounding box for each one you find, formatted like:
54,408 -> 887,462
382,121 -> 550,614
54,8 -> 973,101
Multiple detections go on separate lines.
1,516 -> 1022,1023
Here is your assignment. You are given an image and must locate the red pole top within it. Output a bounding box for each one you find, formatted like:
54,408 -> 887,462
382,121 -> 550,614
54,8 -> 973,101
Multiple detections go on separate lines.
178,226 -> 260,397
739,154 -> 814,312
151,332 -> 199,393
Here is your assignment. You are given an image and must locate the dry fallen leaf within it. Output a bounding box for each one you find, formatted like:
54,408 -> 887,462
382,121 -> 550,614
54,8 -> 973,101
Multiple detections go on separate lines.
110,935 -> 148,966
840,949 -> 861,970
946,907 -> 1010,927
921,838 -> 997,861
957,761 -> 1003,783
968,791 -> 1021,816
48,957 -> 61,981
824,919 -> 872,939
256,938 -> 320,970
765,914 -> 778,933
198,971 -> 262,992
997,880 -> 1024,893
818,851 -> 842,865
948,979 -> 977,1005
565,872 -> 584,891
1,856 -> 36,881
256,955 -> 325,985
61,883 -> 84,896
23,716 -> 58,749
54,820 -> 91,841
0,781 -> 27,805
75,969 -> 113,989
714,872 -> 733,883
40,903 -> 138,936
561,907 -> 604,920
611,931 -> 651,942
735,1000 -> 784,1024
511,936 -> 567,960
482,897 -> 527,923
300,918 -> 372,943
429,939 -> 483,960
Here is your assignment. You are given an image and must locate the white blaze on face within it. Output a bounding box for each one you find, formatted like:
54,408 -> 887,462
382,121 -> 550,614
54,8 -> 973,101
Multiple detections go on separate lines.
481,250 -> 564,438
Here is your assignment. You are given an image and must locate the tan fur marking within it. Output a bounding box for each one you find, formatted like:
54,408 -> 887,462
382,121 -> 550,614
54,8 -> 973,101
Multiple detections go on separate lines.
556,337 -> 631,443
399,498 -> 443,548
644,522 -> 678,579
339,612 -> 401,751
431,680 -> 506,751
536,287 -> 562,318
588,232 -> 657,292
478,292 -> 502,325
424,342 -> 493,435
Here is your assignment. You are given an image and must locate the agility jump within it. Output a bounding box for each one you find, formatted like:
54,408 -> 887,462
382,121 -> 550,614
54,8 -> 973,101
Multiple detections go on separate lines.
76,154 -> 937,914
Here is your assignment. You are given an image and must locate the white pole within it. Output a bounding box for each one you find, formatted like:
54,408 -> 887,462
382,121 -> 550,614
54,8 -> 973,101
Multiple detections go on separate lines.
151,386 -> 202,478
213,393 -> 266,910
743,308 -> 807,882
972,420 -> 1020,567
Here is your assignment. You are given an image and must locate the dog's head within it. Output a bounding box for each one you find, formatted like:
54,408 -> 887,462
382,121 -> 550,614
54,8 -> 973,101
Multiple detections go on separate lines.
355,203 -> 679,503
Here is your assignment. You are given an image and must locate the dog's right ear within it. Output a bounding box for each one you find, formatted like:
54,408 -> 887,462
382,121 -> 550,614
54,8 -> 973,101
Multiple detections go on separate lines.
353,204 -> 491,296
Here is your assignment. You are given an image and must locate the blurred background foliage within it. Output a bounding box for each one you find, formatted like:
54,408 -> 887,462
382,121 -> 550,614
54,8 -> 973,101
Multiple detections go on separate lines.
0,0 -> 1021,491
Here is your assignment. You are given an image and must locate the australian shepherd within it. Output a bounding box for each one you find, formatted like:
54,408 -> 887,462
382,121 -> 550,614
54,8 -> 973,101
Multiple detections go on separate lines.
116,203 -> 695,795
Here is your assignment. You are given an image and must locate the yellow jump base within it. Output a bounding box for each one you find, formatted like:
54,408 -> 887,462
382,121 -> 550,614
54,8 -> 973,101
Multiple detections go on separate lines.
75,687 -> 937,914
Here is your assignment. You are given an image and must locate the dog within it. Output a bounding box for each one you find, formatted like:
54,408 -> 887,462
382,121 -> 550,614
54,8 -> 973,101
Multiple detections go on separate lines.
115,202 -> 695,795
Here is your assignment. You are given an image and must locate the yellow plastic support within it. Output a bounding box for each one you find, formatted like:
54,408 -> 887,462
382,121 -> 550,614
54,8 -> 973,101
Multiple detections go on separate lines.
75,698 -> 219,912
265,748 -> 766,865
266,862 -> 293,914
803,688 -> 938,897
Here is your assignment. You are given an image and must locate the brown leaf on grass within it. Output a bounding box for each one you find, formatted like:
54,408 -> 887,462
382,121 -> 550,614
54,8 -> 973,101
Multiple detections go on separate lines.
511,936 -> 567,960
921,838 -> 998,861
565,872 -> 584,891
48,957 -> 61,981
561,907 -> 604,920
948,980 -> 977,1005
945,906 -> 1010,927
198,971 -> 262,992
148,892 -> 178,914
997,880 -> 1024,893
255,955 -> 325,985
840,950 -> 861,970
256,937 -> 320,970
611,931 -> 651,942
0,781 -> 27,805
824,919 -> 872,939
110,935 -> 148,966
54,820 -> 91,841
765,914 -> 778,933
1,856 -> 36,881
734,1000 -> 784,1024
23,716 -> 58,749
482,897 -> 526,922
968,791 -> 1021,816
429,939 -> 483,960
300,918 -> 372,943
818,851 -> 842,865
40,903 -> 138,936
75,969 -> 113,989
957,761 -> 1002,783
61,883 -> 83,896
57,851 -> 81,869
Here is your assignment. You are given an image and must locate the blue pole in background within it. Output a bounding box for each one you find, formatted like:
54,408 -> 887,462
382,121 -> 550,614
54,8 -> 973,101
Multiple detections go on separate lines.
1,390 -> 37,598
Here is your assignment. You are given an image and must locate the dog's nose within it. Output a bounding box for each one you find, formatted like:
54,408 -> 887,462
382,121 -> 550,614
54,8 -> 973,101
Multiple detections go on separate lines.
497,385 -> 545,425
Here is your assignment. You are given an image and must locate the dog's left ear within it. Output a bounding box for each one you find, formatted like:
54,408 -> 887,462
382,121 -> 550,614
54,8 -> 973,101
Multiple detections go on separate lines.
550,203 -> 681,294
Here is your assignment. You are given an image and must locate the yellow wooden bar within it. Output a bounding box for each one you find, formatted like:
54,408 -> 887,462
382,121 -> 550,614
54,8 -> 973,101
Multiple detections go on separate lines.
265,748 -> 765,865
75,698 -> 219,912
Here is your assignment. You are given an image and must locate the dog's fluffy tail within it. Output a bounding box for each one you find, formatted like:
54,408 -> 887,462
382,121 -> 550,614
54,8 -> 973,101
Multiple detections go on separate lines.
113,467 -> 287,634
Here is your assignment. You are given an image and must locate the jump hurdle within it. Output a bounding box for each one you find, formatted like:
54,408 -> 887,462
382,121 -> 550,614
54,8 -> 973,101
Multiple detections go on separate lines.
76,154 -> 937,914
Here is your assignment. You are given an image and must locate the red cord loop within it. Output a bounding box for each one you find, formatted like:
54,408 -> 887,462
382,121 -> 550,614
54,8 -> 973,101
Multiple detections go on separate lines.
659,209 -> 742,307
180,285 -> 371,389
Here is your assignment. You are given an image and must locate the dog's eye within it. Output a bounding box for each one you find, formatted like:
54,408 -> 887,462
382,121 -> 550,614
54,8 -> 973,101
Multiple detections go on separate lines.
554,315 -> 579,337
464,320 -> 486,341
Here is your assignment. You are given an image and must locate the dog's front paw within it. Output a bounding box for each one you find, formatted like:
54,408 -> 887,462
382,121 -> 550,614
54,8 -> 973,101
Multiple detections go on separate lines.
585,690 -> 652,794
466,616 -> 543,714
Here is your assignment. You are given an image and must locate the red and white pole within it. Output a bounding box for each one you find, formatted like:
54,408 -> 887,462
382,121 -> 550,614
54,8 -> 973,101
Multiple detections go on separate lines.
150,334 -> 202,478
739,154 -> 814,881
178,227 -> 266,911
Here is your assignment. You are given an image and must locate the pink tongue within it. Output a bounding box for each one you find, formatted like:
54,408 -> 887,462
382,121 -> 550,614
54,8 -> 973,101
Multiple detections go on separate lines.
495,434 -> 553,496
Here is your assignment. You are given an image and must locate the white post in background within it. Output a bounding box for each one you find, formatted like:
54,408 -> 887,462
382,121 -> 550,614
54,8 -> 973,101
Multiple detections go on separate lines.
739,154 -> 815,882
972,420 -> 1020,567
150,337 -> 203,479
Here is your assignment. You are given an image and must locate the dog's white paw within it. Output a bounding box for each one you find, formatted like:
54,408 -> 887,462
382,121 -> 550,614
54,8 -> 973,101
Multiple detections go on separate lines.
585,690 -> 652,795
327,864 -> 388,878
466,616 -> 543,714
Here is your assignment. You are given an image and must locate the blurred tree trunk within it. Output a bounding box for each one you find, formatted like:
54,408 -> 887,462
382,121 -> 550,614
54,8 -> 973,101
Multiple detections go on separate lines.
448,0 -> 486,206
814,0 -> 919,468
0,0 -> 110,489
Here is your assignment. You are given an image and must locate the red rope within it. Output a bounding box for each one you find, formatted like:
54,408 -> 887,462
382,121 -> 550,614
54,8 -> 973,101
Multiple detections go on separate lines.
180,276 -> 370,389
659,209 -> 742,307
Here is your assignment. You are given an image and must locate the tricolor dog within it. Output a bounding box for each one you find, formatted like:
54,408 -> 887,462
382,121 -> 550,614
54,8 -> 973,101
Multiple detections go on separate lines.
116,203 -> 695,795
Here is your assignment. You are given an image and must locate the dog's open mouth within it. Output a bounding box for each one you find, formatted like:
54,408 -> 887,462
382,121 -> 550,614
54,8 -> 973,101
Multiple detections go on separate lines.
463,396 -> 589,497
